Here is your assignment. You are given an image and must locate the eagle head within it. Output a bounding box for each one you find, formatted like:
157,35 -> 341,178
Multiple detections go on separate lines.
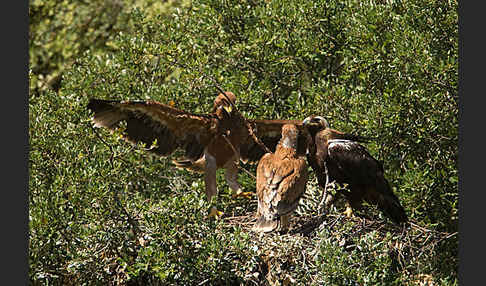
213,91 -> 236,116
280,124 -> 299,149
302,115 -> 329,132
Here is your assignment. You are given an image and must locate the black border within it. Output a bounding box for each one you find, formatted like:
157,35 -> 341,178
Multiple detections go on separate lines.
3,0 -> 29,283
458,1 -> 479,285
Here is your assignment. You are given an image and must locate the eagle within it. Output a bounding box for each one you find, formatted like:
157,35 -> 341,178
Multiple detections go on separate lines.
253,124 -> 308,232
87,92 -> 265,216
302,115 -> 408,224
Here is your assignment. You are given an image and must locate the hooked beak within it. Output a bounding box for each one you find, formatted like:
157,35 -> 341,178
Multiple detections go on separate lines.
302,117 -> 312,126
222,104 -> 233,115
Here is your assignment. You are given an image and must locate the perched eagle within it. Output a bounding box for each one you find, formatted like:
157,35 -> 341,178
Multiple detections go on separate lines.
253,124 -> 308,232
302,115 -> 408,224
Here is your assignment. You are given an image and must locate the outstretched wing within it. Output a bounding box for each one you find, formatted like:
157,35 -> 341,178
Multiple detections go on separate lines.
87,99 -> 216,161
241,119 -> 308,163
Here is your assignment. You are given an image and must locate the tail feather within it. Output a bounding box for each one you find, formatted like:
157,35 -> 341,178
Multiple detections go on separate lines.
252,215 -> 279,233
375,180 -> 408,224
379,196 -> 408,224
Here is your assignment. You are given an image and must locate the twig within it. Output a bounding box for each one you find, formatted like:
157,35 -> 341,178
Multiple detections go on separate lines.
221,130 -> 257,180
239,165 -> 257,180
112,187 -> 140,238
198,279 -> 209,286
202,74 -> 228,99
89,124 -> 142,240
435,231 -> 458,245
245,120 -> 272,154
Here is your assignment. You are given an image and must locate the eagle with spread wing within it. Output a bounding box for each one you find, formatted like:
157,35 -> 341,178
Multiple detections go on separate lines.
253,124 -> 308,232
303,115 -> 408,224
87,91 -> 268,216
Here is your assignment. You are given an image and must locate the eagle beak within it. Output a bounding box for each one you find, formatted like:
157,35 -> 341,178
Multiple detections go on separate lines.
302,117 -> 311,126
223,105 -> 233,114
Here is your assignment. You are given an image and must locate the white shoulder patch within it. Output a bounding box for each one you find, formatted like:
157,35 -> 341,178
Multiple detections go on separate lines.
328,139 -> 357,152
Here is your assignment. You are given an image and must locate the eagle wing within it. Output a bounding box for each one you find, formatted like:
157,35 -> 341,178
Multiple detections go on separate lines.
241,119 -> 308,163
326,139 -> 407,224
87,99 -> 216,161
326,139 -> 383,184
273,157 -> 308,216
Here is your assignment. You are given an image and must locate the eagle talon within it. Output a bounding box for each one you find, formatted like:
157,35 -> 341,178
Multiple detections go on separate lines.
207,207 -> 223,219
231,190 -> 253,199
343,206 -> 354,218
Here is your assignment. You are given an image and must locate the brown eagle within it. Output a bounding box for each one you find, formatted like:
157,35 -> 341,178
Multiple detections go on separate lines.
302,115 -> 408,224
253,124 -> 308,232
87,92 -> 265,216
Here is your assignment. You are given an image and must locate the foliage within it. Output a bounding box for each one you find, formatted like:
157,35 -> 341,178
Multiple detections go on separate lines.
29,0 -> 458,284
29,0 -> 191,93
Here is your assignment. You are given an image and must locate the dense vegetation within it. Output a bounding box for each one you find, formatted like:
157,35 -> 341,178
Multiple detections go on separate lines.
29,0 -> 458,284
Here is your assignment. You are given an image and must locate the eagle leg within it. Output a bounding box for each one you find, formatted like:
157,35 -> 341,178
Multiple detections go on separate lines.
343,190 -> 363,219
223,158 -> 242,193
343,203 -> 354,218
224,158 -> 253,199
204,152 -> 218,201
207,206 -> 224,219
204,152 -> 223,219
280,214 -> 290,232
343,198 -> 363,218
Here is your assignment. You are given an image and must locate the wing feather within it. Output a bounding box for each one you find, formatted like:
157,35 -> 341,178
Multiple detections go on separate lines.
327,140 -> 383,184
256,154 -> 308,218
327,129 -> 372,143
326,139 -> 407,223
87,99 -> 215,160
275,158 -> 308,216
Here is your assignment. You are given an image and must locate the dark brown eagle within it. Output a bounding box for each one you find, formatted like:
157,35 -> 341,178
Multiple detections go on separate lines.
253,124 -> 308,232
87,91 -> 305,217
302,115 -> 408,224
